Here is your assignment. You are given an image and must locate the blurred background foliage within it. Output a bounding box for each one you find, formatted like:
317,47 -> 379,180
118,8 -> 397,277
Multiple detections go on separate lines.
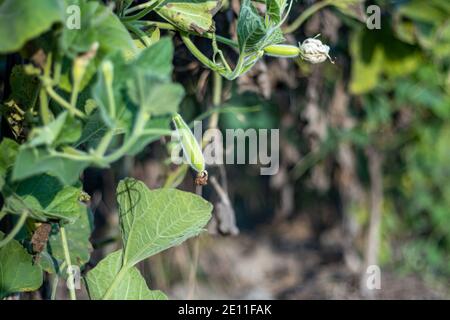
170,0 -> 450,297
1,0 -> 449,299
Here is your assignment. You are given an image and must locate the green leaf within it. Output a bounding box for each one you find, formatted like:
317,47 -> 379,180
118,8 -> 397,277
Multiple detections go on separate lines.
126,38 -> 183,116
26,112 -> 81,148
45,208 -> 93,269
117,178 -> 212,267
85,250 -> 167,300
127,73 -> 184,116
266,0 -> 287,25
62,0 -> 137,58
75,109 -> 108,149
0,231 -> 43,298
12,147 -> 89,185
0,138 -> 19,190
156,0 -> 221,34
92,38 -> 180,129
237,0 -> 284,53
133,38 -> 174,77
5,174 -> 85,223
0,0 -> 64,53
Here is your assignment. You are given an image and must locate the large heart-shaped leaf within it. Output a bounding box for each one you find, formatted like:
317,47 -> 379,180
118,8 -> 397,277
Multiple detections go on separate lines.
127,73 -> 184,116
85,250 -> 167,300
117,178 -> 213,267
266,0 -> 287,25
237,0 -> 284,54
0,232 -> 43,298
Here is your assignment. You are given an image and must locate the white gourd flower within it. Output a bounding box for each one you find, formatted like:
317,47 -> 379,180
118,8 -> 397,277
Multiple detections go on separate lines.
299,38 -> 334,64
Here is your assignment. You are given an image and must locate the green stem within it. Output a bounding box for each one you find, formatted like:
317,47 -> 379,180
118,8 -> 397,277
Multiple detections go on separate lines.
135,21 -> 239,48
180,33 -> 221,71
126,22 -> 152,47
124,0 -> 159,15
39,87 -> 52,125
102,265 -> 129,300
95,130 -> 114,156
70,81 -> 80,111
105,78 -> 116,120
141,128 -> 173,136
45,86 -> 85,119
212,72 -> 222,107
60,225 -> 76,300
48,149 -> 95,162
283,0 -> 332,34
0,210 -> 28,248
208,72 -> 223,131
50,273 -> 59,300
181,33 -> 246,80
122,0 -> 159,21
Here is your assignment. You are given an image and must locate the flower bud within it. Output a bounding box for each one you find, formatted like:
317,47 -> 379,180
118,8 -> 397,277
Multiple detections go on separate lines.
72,42 -> 99,88
172,113 -> 206,173
263,44 -> 300,58
299,38 -> 333,64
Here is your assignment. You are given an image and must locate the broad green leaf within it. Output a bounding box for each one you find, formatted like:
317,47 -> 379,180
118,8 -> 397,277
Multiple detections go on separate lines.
92,38 -> 180,132
0,0 -> 64,53
85,250 -> 167,300
156,0 -> 221,34
75,110 -> 109,149
127,73 -> 185,116
237,0 -> 284,53
25,112 -> 81,148
133,38 -> 174,77
62,0 -> 137,57
4,174 -> 85,223
45,207 -> 93,269
91,52 -> 132,129
117,178 -> 212,267
12,147 -> 89,185
26,112 -> 67,147
266,0 -> 287,25
0,138 -> 19,190
0,232 -> 43,298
